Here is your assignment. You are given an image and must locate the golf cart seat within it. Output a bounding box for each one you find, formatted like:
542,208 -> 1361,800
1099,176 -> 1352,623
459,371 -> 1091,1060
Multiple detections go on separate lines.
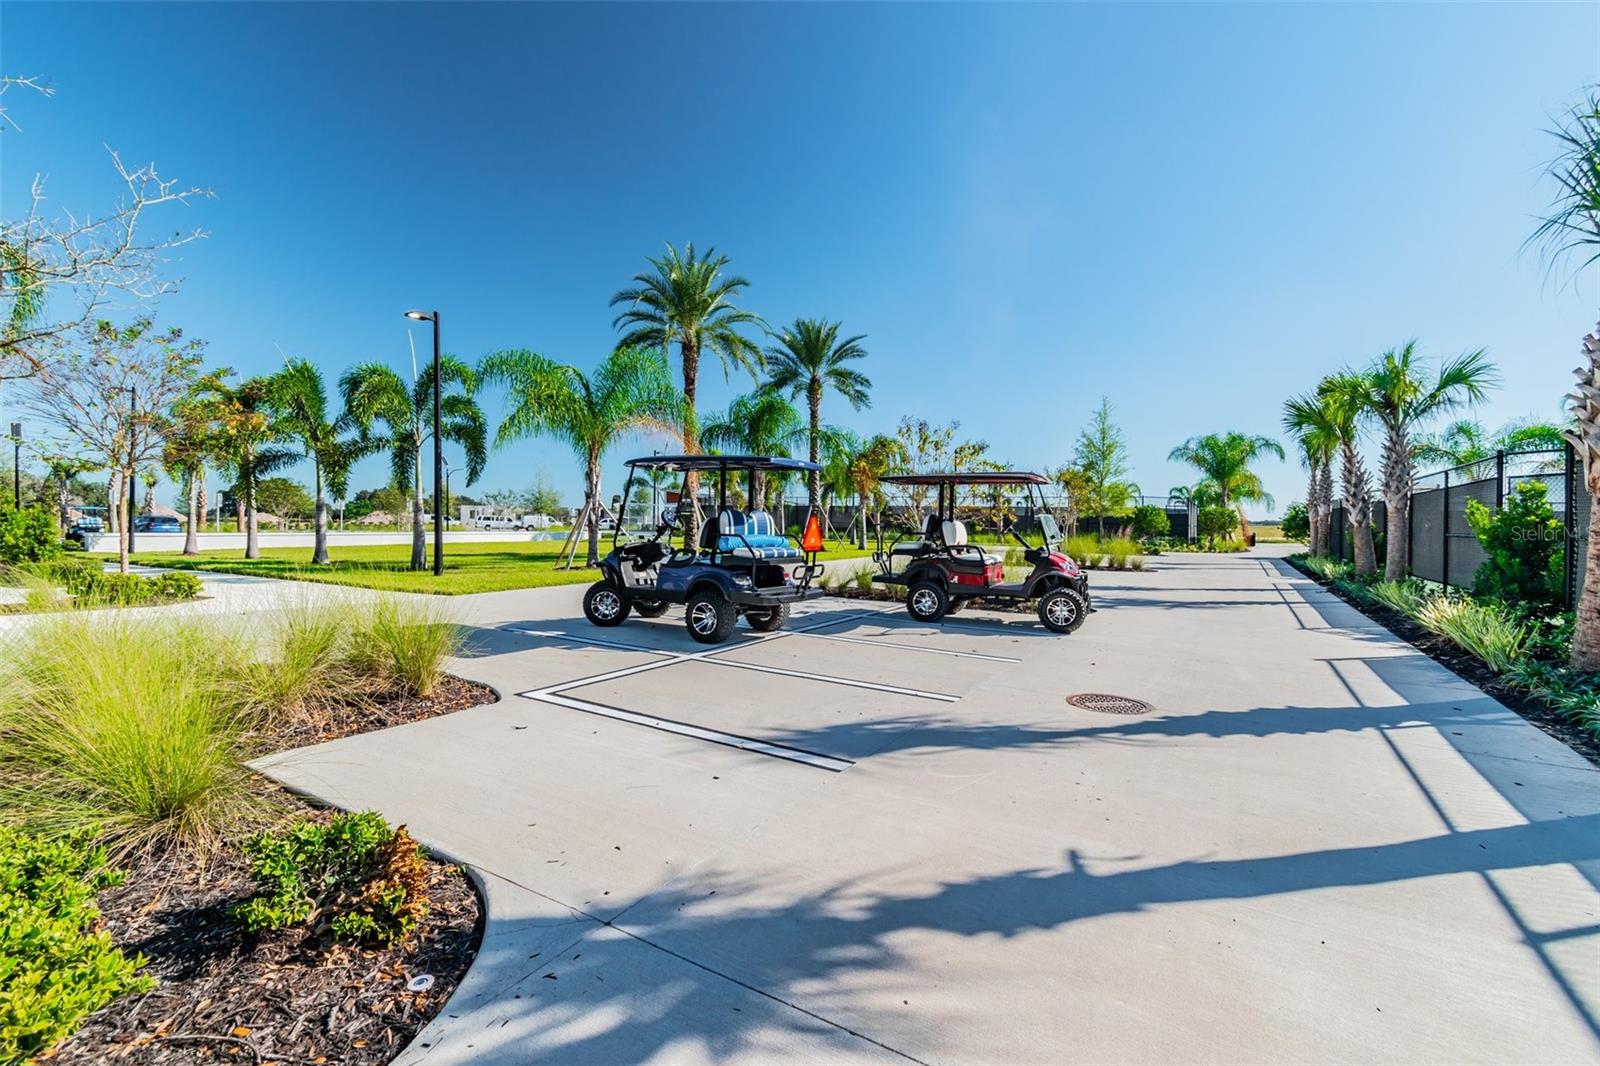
942,519 -> 1002,566
711,508 -> 806,562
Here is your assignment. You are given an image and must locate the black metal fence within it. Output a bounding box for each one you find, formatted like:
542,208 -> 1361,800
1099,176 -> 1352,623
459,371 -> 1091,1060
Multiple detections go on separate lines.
1328,446 -> 1581,606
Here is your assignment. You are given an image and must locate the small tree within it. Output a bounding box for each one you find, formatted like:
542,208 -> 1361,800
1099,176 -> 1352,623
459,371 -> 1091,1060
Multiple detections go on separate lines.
1074,398 -> 1139,521
18,318 -> 204,571
1280,502 -> 1310,543
1464,481 -> 1564,611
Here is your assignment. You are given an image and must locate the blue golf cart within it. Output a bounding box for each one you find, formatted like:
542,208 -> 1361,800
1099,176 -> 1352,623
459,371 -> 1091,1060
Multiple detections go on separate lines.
583,455 -> 826,644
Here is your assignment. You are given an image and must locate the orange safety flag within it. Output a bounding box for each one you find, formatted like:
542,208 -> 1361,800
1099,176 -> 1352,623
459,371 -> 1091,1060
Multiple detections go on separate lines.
801,513 -> 824,553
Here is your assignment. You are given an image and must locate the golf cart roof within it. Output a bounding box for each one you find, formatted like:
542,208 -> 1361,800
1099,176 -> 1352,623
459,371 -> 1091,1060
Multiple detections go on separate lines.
624,454 -> 822,473
882,471 -> 1049,486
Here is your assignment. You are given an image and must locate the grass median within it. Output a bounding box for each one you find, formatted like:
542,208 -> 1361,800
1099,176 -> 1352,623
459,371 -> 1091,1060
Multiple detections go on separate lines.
131,538 -> 875,595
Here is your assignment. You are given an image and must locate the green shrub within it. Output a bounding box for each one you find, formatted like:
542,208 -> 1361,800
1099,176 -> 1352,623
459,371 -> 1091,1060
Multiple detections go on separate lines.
1197,506 -> 1238,549
1465,481 -> 1564,611
1280,502 -> 1310,542
853,567 -> 873,593
1130,505 -> 1169,542
1417,596 -> 1531,674
0,614 -> 273,858
233,812 -> 429,947
77,571 -> 154,606
0,827 -> 153,1064
0,506 -> 63,565
149,571 -> 202,601
347,596 -> 461,698
1504,659 -> 1600,739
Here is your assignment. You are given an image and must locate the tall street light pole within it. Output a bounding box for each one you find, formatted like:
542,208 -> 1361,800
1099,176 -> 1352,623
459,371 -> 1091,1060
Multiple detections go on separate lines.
9,422 -> 21,509
405,309 -> 444,576
126,385 -> 138,554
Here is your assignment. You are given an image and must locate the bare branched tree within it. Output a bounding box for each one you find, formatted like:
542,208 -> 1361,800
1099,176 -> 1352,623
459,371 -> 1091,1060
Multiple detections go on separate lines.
0,75 -> 210,380
18,318 -> 205,571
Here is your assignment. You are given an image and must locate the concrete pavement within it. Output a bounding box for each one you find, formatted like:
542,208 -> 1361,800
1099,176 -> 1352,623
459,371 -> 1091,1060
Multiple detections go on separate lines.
256,548 -> 1600,1064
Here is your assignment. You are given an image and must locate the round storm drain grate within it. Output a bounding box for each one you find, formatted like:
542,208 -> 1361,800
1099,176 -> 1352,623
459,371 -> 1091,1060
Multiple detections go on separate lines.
1066,692 -> 1154,715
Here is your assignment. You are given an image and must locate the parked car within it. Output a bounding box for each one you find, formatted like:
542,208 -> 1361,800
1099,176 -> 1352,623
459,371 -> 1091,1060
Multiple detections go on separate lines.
132,514 -> 182,533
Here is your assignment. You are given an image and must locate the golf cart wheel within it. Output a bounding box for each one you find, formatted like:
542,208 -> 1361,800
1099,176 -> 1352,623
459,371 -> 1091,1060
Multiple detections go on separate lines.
1037,586 -> 1088,634
632,598 -> 670,618
583,581 -> 631,627
906,580 -> 949,623
745,602 -> 789,632
686,589 -> 738,644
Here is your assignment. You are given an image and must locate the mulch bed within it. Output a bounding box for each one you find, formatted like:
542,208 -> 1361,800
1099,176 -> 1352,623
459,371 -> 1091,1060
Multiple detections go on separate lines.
51,675 -> 496,1065
269,675 -> 498,751
53,818 -> 481,1066
1290,563 -> 1600,768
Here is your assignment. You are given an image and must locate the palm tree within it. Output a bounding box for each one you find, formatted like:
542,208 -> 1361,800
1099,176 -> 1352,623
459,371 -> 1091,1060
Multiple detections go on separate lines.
340,355 -> 486,571
1282,394 -> 1339,557
611,242 -> 763,542
200,373 -> 297,560
1413,417 -> 1567,472
1349,341 -> 1496,580
701,389 -> 805,512
163,375 -> 226,556
1167,431 -> 1285,540
850,434 -> 908,547
1316,374 -> 1380,576
762,318 -> 872,512
1529,90 -> 1600,667
266,358 -> 373,565
479,346 -> 681,566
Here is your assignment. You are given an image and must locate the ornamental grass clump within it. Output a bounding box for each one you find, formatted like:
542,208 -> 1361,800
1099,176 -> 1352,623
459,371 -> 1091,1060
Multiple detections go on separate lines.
1366,578 -> 1430,618
1099,537 -> 1144,570
0,614 -> 276,860
346,595 -> 462,699
1417,596 -> 1532,675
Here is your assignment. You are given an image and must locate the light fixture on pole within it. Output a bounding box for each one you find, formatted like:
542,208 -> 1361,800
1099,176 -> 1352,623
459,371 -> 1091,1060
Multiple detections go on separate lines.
404,309 -> 444,576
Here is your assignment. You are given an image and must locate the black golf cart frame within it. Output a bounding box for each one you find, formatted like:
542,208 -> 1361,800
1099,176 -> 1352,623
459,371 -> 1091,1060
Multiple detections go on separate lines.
870,471 -> 1091,631
583,455 -> 827,643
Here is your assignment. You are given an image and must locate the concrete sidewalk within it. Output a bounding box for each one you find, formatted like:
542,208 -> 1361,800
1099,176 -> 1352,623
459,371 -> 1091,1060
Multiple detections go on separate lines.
258,548 -> 1600,1064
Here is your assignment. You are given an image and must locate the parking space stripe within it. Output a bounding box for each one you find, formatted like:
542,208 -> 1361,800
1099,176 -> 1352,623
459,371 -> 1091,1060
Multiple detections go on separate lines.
788,628 -> 1022,663
701,657 -> 961,702
526,691 -> 855,772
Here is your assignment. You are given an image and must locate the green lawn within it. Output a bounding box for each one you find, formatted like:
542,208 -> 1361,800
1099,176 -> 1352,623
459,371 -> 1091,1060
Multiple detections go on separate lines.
131,538 -> 874,595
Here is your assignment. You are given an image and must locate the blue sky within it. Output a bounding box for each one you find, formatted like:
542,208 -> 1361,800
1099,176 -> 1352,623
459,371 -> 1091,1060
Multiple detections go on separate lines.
2,1 -> 1596,517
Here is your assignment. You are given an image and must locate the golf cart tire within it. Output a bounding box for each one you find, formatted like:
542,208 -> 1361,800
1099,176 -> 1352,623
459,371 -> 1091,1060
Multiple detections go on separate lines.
686,589 -> 738,644
584,581 -> 631,627
745,602 -> 789,632
632,598 -> 670,618
907,580 -> 949,623
1038,586 -> 1087,634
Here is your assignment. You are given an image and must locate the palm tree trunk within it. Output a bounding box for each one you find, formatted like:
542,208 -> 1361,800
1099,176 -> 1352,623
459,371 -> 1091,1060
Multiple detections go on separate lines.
183,469 -> 201,556
680,334 -> 702,545
410,452 -> 426,571
1340,440 -> 1377,575
808,380 -> 822,513
585,451 -> 602,567
312,461 -> 329,565
244,465 -> 261,559
1572,489 -> 1600,669
751,469 -> 767,514
1381,425 -> 1411,581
